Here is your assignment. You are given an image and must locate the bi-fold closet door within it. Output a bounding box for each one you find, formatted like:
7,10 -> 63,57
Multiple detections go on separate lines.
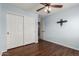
7,13 -> 36,49
24,16 -> 36,45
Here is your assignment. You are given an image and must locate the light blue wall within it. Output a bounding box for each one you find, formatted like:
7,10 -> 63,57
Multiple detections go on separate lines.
0,4 -> 2,51
0,3 -> 38,52
0,4 -> 7,51
44,4 -> 79,50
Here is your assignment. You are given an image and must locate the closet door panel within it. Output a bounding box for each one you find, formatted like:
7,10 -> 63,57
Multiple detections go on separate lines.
16,15 -> 24,47
7,13 -> 23,49
24,16 -> 35,45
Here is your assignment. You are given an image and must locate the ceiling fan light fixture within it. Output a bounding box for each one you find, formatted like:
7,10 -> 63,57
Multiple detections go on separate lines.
44,6 -> 48,12
44,6 -> 51,13
44,9 -> 47,12
46,6 -> 49,10
48,6 -> 52,11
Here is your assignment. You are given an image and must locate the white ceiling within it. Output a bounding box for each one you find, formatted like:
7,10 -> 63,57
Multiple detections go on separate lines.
10,3 -> 79,16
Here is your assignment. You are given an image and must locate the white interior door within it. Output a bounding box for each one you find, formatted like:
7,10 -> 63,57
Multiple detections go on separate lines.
40,19 -> 45,40
24,16 -> 36,45
7,13 -> 23,49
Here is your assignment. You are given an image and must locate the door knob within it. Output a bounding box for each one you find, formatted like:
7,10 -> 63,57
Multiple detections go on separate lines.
7,32 -> 9,35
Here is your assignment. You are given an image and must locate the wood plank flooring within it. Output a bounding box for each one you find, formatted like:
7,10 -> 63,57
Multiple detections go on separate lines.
2,39 -> 79,56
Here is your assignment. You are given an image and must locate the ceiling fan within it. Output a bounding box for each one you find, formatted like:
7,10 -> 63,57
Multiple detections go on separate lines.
36,3 -> 63,13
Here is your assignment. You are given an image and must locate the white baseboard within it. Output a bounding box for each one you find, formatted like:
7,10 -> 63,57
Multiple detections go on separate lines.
35,40 -> 38,43
43,39 -> 79,51
0,50 -> 7,56
0,52 -> 2,56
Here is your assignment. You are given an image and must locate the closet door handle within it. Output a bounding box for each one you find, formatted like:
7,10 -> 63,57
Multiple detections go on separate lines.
7,32 -> 9,35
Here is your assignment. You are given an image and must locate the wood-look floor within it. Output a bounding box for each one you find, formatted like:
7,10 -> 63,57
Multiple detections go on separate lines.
2,39 -> 79,56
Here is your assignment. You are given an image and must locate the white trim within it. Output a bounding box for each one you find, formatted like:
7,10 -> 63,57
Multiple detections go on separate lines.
0,50 -> 7,56
44,39 -> 79,51
35,40 -> 38,43
0,52 -> 2,56
7,11 -> 24,17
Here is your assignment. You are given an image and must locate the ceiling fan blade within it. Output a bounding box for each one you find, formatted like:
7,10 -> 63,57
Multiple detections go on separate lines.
40,3 -> 48,6
51,5 -> 63,8
40,3 -> 51,6
36,6 -> 45,12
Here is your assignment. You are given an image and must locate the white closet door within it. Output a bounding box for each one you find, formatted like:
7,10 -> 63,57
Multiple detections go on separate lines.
24,16 -> 35,45
7,13 -> 23,49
